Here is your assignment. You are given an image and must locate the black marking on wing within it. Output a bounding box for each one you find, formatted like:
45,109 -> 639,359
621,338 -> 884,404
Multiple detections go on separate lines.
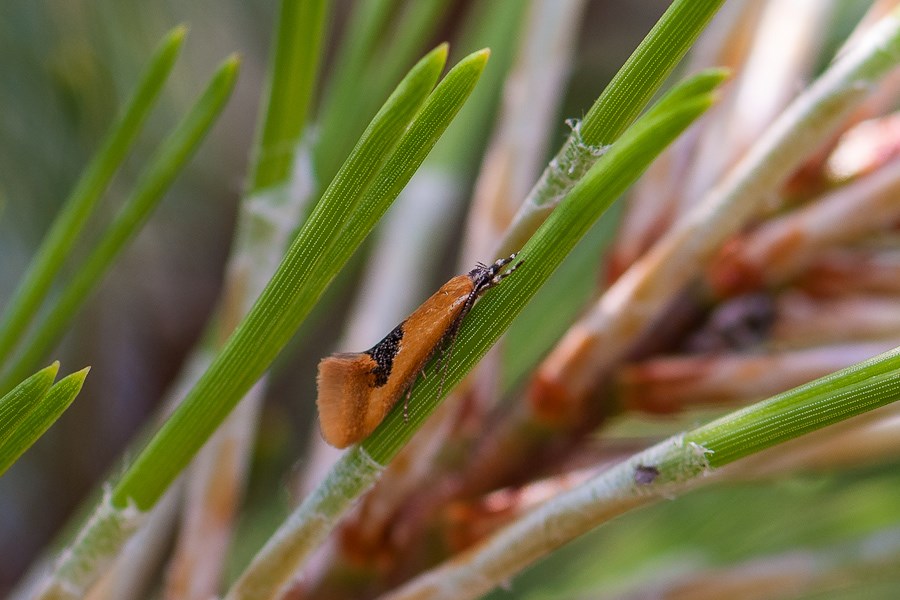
366,323 -> 404,387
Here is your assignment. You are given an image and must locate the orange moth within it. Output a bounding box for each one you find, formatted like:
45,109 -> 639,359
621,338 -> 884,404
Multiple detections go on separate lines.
316,254 -> 521,448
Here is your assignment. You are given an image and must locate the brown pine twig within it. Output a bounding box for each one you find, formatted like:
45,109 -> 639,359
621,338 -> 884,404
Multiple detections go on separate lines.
769,293 -> 900,347
617,340 -> 900,414
797,245 -> 900,296
707,155 -> 900,298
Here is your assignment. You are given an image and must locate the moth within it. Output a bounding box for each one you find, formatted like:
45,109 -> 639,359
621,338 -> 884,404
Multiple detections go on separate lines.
316,254 -> 521,448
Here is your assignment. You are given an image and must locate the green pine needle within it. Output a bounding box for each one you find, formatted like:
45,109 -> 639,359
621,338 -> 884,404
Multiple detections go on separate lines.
0,367 -> 89,476
0,54 -> 240,395
0,26 -> 186,366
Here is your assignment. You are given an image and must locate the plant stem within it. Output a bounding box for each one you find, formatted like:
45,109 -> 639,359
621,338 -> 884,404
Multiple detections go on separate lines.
224,448 -> 384,600
707,155 -> 900,297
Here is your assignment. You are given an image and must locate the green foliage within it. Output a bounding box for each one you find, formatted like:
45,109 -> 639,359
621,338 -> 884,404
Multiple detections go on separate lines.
427,0 -> 529,172
314,50 -> 492,287
0,363 -> 88,477
497,0 -> 725,260
0,363 -> 57,447
248,0 -> 327,192
363,71 -> 722,463
225,68 -> 721,600
110,45 -> 490,510
0,26 -> 185,365
581,0 -> 725,146
501,203 -> 622,393
0,55 -> 239,395
687,348 -> 900,467
313,0 -> 452,189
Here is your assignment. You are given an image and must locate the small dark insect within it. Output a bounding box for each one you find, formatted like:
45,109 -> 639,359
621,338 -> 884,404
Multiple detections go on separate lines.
686,292 -> 776,353
634,464 -> 660,485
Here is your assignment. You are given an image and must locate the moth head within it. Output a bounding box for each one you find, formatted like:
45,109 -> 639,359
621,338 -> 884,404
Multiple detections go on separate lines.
468,252 -> 522,298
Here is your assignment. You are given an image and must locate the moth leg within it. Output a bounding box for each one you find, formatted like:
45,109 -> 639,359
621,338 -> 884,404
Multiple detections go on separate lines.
403,368 -> 429,423
404,382 -> 415,423
435,318 -> 464,402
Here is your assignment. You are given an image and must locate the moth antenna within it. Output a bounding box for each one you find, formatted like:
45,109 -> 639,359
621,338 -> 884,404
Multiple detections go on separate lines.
493,257 -> 523,285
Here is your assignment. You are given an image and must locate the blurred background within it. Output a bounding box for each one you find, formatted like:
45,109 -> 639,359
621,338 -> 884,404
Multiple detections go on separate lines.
4,1 -> 900,598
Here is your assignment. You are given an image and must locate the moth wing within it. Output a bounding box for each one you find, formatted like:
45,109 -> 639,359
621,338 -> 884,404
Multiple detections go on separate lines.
316,353 -> 377,448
